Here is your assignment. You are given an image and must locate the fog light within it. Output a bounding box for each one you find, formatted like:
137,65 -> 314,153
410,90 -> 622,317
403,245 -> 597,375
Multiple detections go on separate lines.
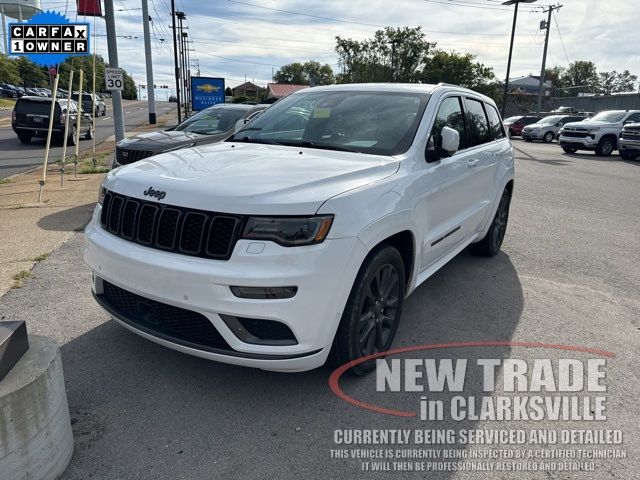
230,286 -> 297,299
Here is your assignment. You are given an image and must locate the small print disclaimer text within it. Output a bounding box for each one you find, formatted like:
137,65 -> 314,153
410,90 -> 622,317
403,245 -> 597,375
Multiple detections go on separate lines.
330,429 -> 626,472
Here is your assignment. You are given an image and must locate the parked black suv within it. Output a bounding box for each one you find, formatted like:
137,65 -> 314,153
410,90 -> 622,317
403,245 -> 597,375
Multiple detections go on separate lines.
11,96 -> 94,145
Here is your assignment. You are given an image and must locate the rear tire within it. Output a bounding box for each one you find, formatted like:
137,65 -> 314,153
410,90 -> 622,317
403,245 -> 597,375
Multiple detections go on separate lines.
17,132 -> 32,144
328,245 -> 406,376
543,131 -> 554,143
470,188 -> 511,257
595,137 -> 615,157
562,147 -> 577,154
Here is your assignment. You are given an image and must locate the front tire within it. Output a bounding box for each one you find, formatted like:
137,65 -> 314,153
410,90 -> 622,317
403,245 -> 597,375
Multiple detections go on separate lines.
329,245 -> 406,375
562,146 -> 577,154
67,126 -> 77,146
619,150 -> 638,160
470,188 -> 511,257
595,137 -> 615,157
85,125 -> 94,140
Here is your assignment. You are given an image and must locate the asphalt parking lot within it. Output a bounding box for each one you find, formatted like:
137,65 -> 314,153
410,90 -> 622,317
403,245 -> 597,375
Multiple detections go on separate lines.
0,138 -> 638,479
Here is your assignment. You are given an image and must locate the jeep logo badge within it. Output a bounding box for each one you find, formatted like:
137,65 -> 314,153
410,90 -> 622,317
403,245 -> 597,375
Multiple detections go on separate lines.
143,187 -> 166,200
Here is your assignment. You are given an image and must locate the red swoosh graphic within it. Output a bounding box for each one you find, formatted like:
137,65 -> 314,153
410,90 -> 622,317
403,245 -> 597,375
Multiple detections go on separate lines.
328,341 -> 615,417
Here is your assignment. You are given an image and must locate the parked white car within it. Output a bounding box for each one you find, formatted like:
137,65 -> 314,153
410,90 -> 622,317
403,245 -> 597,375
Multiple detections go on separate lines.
559,110 -> 640,156
85,83 -> 514,374
522,114 -> 587,143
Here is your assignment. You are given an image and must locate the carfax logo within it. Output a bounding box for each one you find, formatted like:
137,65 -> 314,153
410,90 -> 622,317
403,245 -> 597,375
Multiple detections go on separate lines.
7,11 -> 90,67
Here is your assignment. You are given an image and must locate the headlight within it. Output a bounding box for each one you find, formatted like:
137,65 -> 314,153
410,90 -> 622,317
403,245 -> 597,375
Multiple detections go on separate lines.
242,215 -> 333,246
97,185 -> 107,205
587,128 -> 600,134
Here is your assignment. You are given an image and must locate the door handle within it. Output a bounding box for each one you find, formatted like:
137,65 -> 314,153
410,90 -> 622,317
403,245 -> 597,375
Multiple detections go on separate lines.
467,159 -> 479,168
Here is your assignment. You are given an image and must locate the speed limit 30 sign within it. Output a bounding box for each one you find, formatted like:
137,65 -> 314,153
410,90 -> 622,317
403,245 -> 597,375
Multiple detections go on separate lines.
105,67 -> 124,91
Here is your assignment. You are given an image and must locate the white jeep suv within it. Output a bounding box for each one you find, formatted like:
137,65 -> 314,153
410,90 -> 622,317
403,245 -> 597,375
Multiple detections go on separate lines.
559,110 -> 640,156
85,83 -> 514,374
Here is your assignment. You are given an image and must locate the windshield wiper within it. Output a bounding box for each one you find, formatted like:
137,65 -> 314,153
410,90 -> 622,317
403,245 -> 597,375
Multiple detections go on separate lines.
297,141 -> 358,153
231,136 -> 284,146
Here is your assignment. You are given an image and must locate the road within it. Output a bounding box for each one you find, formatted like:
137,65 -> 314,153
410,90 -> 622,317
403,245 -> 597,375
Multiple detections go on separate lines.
0,100 -> 176,179
0,139 -> 638,479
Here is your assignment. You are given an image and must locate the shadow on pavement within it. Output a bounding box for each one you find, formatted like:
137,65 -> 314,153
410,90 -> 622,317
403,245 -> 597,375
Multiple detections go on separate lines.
57,247 -> 524,479
37,203 -> 95,232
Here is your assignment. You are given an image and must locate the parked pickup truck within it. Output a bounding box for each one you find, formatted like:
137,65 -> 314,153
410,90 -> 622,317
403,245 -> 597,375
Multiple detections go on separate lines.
618,122 -> 640,160
559,110 -> 640,156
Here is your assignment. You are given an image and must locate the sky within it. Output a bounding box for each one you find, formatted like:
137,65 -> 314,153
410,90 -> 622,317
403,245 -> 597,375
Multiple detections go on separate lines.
6,0 -> 640,90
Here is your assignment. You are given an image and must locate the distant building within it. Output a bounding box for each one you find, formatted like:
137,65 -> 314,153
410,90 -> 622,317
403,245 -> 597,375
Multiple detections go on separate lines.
508,75 -> 552,96
265,83 -> 309,100
231,82 -> 265,99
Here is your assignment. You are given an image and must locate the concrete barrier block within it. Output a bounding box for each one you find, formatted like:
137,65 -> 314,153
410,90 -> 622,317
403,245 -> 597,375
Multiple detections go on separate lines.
0,335 -> 74,480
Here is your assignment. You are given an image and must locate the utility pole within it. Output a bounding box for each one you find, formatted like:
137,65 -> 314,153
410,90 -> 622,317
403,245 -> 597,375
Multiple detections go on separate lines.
535,4 -> 562,115
501,0 -> 538,116
170,0 -> 181,123
141,0 -> 157,124
390,41 -> 396,82
182,32 -> 190,115
104,0 -> 126,141
177,12 -> 187,117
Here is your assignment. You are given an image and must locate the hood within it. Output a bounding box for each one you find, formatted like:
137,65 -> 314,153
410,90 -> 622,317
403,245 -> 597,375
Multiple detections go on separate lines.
563,120 -> 615,129
106,143 -> 400,215
117,130 -> 227,151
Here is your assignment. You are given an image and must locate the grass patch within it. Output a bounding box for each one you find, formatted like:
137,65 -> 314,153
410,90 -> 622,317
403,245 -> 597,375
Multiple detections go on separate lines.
32,252 -> 51,262
0,98 -> 16,108
79,165 -> 110,174
0,178 -> 13,184
11,270 -> 33,289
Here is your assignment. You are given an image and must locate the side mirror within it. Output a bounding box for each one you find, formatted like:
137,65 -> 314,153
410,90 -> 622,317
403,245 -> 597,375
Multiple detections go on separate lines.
441,126 -> 460,155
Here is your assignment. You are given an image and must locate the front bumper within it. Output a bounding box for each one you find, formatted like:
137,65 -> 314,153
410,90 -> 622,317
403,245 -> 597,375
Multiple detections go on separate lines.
84,206 -> 367,371
559,135 -> 597,150
619,138 -> 640,153
521,130 -> 543,140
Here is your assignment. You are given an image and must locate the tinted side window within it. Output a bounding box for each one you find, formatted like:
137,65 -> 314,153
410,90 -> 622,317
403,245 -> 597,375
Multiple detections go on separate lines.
430,96 -> 467,154
465,98 -> 491,146
626,113 -> 640,123
485,105 -> 505,139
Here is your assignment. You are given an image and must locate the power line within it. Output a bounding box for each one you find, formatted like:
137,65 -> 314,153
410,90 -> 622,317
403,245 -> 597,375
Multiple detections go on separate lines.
553,11 -> 571,65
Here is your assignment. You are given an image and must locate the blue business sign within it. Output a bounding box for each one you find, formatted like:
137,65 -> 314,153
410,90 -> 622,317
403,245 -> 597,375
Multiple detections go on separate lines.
7,11 -> 90,67
191,77 -> 225,111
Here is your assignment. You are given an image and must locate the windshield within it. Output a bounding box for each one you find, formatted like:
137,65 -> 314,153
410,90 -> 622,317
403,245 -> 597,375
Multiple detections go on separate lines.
229,90 -> 429,156
175,107 -> 248,135
590,111 -> 626,123
537,115 -> 565,125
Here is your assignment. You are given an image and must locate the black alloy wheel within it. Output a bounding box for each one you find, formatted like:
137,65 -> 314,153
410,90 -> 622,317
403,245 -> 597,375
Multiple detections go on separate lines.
329,245 -> 406,375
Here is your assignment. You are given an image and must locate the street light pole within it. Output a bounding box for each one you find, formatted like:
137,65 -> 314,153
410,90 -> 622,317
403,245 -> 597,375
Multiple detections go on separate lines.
501,0 -> 538,117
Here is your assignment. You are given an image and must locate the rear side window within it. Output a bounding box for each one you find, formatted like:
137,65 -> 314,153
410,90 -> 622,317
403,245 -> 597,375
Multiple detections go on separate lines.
626,113 -> 640,123
485,105 -> 505,139
430,96 -> 468,153
464,98 -> 491,146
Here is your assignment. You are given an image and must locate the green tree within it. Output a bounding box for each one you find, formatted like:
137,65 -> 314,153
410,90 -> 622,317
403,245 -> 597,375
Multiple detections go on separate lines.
421,50 -> 497,99
598,70 -> 638,94
335,27 -> 435,83
559,61 -> 599,96
0,54 -> 21,84
274,61 -> 335,85
544,66 -> 565,95
122,68 -> 137,100
15,57 -> 47,87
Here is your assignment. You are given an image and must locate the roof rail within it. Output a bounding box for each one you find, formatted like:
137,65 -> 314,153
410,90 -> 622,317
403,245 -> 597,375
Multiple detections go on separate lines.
436,82 -> 461,88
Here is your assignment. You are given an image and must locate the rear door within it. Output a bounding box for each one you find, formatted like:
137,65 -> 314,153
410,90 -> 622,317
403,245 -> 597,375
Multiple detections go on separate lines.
461,97 -> 500,235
